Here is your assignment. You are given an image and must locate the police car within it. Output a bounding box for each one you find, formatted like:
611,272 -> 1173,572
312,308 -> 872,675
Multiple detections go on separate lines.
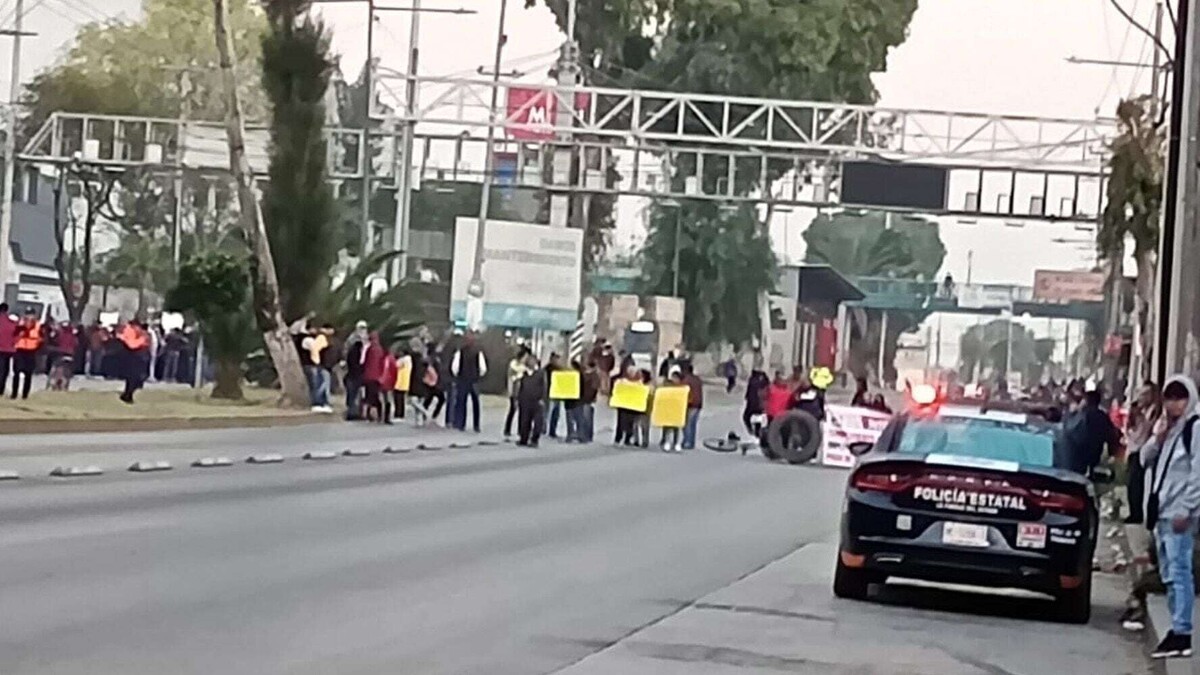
833,386 -> 1104,623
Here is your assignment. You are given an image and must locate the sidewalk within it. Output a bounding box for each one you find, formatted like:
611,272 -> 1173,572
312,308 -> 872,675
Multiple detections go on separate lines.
559,540 -> 1143,674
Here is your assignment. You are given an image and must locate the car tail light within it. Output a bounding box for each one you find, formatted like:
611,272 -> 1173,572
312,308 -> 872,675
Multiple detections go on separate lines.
1029,489 -> 1088,513
852,469 -> 916,493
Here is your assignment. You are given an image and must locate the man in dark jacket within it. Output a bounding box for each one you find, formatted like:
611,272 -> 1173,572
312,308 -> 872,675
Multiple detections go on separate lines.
681,362 -> 704,450
516,354 -> 546,447
343,321 -> 368,420
450,332 -> 487,432
1060,387 -> 1120,476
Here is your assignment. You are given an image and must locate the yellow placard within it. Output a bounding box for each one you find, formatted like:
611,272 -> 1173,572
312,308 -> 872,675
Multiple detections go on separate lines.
549,370 -> 581,400
610,379 -> 649,412
395,357 -> 412,392
651,386 -> 689,428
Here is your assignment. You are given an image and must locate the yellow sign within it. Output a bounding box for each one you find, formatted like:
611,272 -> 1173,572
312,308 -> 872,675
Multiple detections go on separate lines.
651,386 -> 688,428
611,379 -> 649,412
395,356 -> 412,392
550,370 -> 581,400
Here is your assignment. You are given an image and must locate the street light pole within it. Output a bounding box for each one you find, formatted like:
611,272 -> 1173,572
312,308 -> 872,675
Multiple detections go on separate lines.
0,0 -> 30,302
672,207 -> 682,297
361,0 -> 376,256
466,0 -> 508,330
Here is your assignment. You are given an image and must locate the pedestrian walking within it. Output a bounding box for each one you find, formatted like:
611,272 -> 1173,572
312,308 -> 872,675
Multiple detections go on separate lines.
417,350 -> 446,426
12,308 -> 42,400
516,354 -> 546,447
1144,375 -> 1200,659
681,362 -> 704,450
504,346 -> 528,438
116,319 -> 150,404
450,332 -> 487,432
1061,385 -> 1120,476
562,360 -> 584,442
0,303 -> 16,394
721,357 -> 738,393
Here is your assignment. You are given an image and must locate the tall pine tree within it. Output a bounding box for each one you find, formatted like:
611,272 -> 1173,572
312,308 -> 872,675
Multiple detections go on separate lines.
260,0 -> 337,322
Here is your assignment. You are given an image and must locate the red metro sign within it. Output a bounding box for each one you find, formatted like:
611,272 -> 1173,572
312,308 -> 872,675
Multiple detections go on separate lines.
505,87 -> 591,141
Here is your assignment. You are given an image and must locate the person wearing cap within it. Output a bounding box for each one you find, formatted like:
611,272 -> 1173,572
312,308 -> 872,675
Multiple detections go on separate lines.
343,321 -> 369,420
1143,375 -> 1200,659
11,308 -> 42,400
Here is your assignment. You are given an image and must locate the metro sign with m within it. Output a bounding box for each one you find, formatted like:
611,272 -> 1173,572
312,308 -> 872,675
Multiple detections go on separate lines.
505,86 -> 591,141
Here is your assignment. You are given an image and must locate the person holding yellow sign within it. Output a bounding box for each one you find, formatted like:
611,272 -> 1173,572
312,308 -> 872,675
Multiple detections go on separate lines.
611,366 -> 649,446
653,369 -> 689,452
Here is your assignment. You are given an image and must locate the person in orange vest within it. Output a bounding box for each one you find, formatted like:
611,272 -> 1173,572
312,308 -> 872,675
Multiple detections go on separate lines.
12,307 -> 42,400
117,319 -> 151,404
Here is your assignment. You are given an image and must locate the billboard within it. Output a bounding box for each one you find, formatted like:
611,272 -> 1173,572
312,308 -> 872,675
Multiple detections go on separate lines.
840,161 -> 948,211
450,218 -> 583,331
505,87 -> 591,141
1033,270 -> 1105,303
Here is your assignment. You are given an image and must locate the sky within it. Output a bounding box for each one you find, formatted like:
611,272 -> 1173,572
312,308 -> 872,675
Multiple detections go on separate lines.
1,0 -> 1168,367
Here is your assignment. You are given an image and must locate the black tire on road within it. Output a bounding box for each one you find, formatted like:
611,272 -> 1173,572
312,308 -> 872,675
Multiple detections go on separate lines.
832,557 -> 872,601
1055,573 -> 1092,624
766,410 -> 822,465
702,437 -> 739,453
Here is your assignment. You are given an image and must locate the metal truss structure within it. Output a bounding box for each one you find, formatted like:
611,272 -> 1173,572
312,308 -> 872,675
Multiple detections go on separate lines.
20,76 -> 1115,222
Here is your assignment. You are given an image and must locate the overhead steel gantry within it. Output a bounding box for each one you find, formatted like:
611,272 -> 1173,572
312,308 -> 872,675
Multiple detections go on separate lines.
19,75 -> 1115,222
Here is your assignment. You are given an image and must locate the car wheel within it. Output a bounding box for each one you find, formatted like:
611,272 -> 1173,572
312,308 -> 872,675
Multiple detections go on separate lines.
832,557 -> 872,600
1055,573 -> 1092,624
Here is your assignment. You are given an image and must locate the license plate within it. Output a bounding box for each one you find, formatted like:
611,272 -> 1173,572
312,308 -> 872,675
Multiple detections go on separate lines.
1016,522 -> 1047,549
942,522 -> 989,548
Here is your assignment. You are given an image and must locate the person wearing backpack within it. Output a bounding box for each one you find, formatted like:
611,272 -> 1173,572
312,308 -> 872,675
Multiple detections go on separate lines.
1142,375 -> 1200,659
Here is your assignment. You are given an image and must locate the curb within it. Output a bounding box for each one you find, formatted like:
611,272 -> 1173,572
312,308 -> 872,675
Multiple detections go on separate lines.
1117,523 -> 1188,674
0,413 -> 338,436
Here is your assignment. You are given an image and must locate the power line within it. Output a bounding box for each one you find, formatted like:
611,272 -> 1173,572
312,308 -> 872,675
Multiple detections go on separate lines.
54,0 -> 106,23
1107,0 -> 1171,56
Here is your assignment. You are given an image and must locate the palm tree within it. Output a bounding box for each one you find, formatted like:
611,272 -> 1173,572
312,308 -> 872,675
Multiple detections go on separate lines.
1100,95 -> 1163,383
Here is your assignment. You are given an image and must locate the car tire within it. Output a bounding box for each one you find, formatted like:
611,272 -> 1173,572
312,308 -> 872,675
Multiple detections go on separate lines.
766,410 -> 822,465
832,557 -> 872,600
1055,573 -> 1092,624
761,442 -> 780,461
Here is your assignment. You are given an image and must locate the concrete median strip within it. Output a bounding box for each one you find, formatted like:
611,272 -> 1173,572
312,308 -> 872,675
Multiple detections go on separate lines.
382,446 -> 411,454
192,457 -> 234,468
0,469 -> 19,480
50,465 -> 104,477
128,460 -> 173,473
303,451 -> 338,461
416,443 -> 443,451
246,454 -> 284,464
342,448 -> 371,457
449,442 -> 473,449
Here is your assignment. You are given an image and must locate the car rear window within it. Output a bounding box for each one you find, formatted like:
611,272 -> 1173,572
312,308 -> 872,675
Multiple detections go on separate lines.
896,416 -> 1055,467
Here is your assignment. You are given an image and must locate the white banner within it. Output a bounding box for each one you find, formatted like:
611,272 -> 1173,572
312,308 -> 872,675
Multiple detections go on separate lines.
820,404 -> 893,469
450,218 -> 583,331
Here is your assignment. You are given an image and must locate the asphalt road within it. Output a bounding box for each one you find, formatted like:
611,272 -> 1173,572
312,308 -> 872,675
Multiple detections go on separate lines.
0,403 -> 1149,675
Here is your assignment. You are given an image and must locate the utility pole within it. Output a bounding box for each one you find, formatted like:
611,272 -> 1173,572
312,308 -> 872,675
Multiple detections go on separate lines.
390,0 -> 419,282
548,0 -> 579,230
0,0 -> 33,305
361,0 -> 376,256
1157,0 -> 1199,379
466,0 -> 508,330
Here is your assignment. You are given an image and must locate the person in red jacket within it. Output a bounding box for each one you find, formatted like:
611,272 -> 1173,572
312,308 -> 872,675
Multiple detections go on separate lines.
0,303 -> 16,395
764,371 -> 792,420
360,331 -> 386,422
378,346 -> 398,424
49,321 -> 78,391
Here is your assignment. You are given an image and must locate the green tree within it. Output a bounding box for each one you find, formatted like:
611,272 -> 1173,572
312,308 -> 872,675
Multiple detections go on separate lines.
260,0 -> 338,322
804,210 -> 946,382
21,0 -> 268,140
165,251 -> 258,399
1100,95 -> 1162,383
640,202 -> 776,349
958,319 -> 1043,385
